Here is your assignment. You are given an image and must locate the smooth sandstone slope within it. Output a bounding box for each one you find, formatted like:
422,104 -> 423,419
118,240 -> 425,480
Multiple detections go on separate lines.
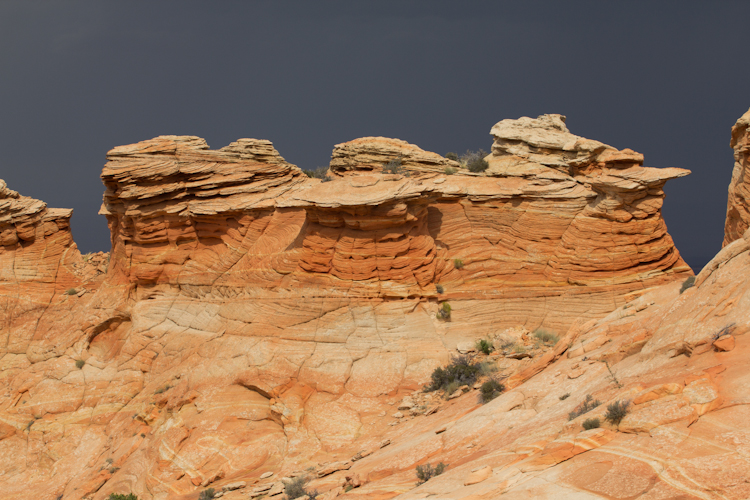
0,115 -> 692,500
724,107 -> 750,245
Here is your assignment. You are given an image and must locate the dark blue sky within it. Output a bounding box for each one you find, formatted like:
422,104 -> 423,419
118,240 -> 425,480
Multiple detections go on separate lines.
1,1 -> 748,271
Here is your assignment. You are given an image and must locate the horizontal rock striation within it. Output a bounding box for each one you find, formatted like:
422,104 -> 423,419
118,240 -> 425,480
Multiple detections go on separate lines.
329,136 -> 462,176
0,116 -> 694,499
725,107 -> 750,246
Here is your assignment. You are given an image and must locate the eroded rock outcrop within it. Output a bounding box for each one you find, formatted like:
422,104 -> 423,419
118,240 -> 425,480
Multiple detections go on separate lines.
0,115 -> 695,500
725,107 -> 750,246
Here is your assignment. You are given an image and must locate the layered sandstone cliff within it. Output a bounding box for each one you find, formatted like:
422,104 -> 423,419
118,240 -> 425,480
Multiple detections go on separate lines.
0,115 -> 696,500
724,107 -> 750,246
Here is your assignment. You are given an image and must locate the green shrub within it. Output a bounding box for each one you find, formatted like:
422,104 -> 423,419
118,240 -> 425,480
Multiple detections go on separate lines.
416,462 -> 447,485
108,494 -> 139,500
435,284 -> 444,294
65,288 -> 78,296
476,339 -> 494,355
444,166 -> 457,175
582,418 -> 600,430
679,276 -> 696,294
453,258 -> 464,269
461,149 -> 489,173
559,393 -> 570,401
533,328 -> 559,346
436,302 -> 451,320
75,359 -> 85,369
480,380 -> 505,403
427,355 -> 481,392
198,488 -> 216,500
383,157 -> 404,174
604,400 -> 630,426
284,476 -> 318,499
154,385 -> 170,395
445,152 -> 459,161
443,380 -> 460,398
303,166 -> 329,179
568,394 -> 602,421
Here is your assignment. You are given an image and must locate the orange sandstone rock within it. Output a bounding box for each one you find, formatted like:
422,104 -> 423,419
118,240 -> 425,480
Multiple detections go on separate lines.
724,107 -> 750,246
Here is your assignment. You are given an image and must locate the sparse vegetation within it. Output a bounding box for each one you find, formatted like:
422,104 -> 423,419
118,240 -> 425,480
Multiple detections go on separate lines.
461,149 -> 489,173
435,284 -> 444,294
480,380 -> 505,403
436,302 -> 451,320
559,393 -> 570,400
476,339 -> 494,355
582,418 -> 600,430
445,152 -> 459,161
679,276 -> 696,294
604,400 -> 630,426
383,157 -> 404,174
416,462 -> 447,485
533,328 -> 559,346
444,166 -> 457,175
198,488 -> 216,500
303,166 -> 330,180
453,258 -> 464,269
154,385 -> 171,395
284,476 -> 318,500
75,359 -> 85,369
603,360 -> 622,388
108,494 -> 139,500
65,288 -> 78,296
478,361 -> 498,376
427,355 -> 481,393
568,394 -> 602,421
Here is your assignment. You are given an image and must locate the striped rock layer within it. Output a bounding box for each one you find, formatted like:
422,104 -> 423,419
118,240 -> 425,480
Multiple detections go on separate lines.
0,115 -> 694,499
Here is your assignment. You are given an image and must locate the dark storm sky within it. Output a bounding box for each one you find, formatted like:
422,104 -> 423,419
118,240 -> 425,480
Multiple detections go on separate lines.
1,1 -> 748,271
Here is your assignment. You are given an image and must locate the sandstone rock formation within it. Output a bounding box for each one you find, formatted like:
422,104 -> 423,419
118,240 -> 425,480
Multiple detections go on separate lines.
0,114 -> 697,500
724,107 -> 750,246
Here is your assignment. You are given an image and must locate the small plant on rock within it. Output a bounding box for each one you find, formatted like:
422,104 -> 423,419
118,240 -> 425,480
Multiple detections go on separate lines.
604,400 -> 630,426
416,462 -> 447,485
480,379 -> 505,403
476,339 -> 494,355
445,152 -> 459,161
568,394 -> 602,421
75,359 -> 85,369
284,476 -> 318,500
303,166 -> 329,179
198,488 -> 216,500
436,302 -> 451,320
582,418 -> 600,430
108,494 -> 139,500
533,328 -> 559,346
453,258 -> 464,269
461,149 -> 489,173
427,355 -> 482,392
679,276 -> 696,294
559,393 -> 570,400
435,284 -> 444,294
65,288 -> 78,296
444,166 -> 457,175
383,157 -> 404,174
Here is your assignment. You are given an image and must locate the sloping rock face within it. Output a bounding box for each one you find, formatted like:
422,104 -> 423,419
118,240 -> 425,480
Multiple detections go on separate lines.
724,107 -> 750,246
0,117 -> 692,500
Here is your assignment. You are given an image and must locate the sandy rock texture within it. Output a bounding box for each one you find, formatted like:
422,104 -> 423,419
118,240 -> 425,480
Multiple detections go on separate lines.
725,107 -> 750,246
0,114 -> 694,499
